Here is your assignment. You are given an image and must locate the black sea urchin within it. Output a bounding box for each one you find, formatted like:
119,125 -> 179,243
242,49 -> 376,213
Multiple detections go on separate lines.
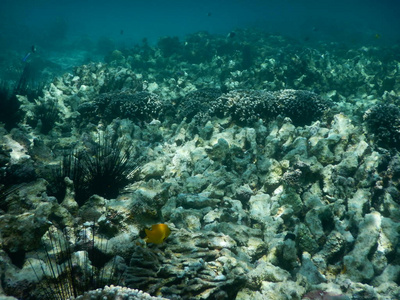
49,132 -> 136,206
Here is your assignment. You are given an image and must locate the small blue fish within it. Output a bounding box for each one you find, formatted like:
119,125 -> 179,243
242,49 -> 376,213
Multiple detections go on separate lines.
22,45 -> 36,62
22,52 -> 31,62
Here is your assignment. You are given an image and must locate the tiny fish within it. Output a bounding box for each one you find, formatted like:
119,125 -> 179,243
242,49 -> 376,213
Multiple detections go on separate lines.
22,45 -> 36,62
227,31 -> 236,38
22,52 -> 31,62
144,223 -> 171,244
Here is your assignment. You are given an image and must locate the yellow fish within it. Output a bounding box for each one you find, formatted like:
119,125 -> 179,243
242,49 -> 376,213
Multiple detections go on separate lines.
144,224 -> 171,244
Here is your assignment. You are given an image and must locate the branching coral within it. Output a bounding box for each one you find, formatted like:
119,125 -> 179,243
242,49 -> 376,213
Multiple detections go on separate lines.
273,89 -> 331,126
78,90 -> 166,125
364,103 -> 400,149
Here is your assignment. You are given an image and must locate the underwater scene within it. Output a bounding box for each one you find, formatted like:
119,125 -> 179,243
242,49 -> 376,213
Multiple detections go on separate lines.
1,0 -> 400,299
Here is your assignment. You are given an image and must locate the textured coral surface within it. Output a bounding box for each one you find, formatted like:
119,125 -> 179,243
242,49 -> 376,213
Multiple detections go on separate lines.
1,30 -> 400,300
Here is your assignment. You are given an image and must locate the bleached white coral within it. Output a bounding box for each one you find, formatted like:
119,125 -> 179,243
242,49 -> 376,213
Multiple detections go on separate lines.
73,285 -> 169,300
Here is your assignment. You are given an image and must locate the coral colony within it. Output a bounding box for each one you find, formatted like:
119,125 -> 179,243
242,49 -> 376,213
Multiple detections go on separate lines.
1,29 -> 400,299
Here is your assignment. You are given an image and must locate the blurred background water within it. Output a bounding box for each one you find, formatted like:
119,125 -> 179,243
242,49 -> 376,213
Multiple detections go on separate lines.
0,0 -> 399,74
2,0 -> 400,48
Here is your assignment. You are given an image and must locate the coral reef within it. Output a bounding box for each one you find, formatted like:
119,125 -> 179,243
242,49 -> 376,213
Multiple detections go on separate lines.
364,103 -> 400,149
177,88 -> 222,122
74,285 -> 169,300
78,90 -> 166,125
1,29 -> 400,300
208,89 -> 276,125
126,230 -> 248,299
272,89 -> 331,126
